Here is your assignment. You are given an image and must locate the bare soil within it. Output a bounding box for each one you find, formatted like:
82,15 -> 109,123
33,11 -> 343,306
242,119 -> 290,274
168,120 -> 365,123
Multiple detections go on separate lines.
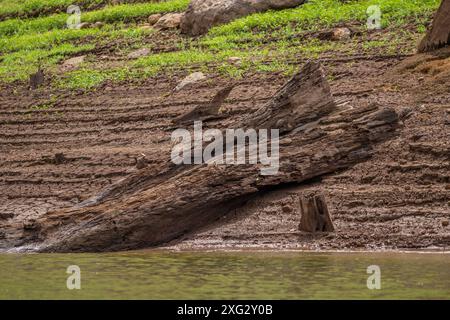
0,47 -> 449,251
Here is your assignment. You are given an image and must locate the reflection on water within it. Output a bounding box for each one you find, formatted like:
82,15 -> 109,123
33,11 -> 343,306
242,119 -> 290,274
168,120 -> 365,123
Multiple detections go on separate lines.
0,251 -> 449,299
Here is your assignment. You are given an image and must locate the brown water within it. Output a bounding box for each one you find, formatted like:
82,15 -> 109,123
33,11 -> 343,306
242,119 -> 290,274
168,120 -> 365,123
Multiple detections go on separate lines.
0,251 -> 449,299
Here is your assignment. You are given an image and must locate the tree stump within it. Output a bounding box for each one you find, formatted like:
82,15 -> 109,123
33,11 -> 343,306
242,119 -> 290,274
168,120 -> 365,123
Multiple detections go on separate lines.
298,194 -> 334,233
418,0 -> 450,53
29,68 -> 44,90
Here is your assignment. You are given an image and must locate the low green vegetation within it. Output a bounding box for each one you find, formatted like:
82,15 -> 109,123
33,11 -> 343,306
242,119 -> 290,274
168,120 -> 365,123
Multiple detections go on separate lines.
0,0 -> 189,37
0,0 -> 104,20
0,0 -> 441,89
0,0 -> 178,83
209,0 -> 439,36
0,25 -> 152,52
0,43 -> 95,82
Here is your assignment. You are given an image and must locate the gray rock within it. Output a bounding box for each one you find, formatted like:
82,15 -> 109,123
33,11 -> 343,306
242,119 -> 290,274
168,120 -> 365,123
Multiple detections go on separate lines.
181,0 -> 306,36
330,27 -> 351,41
78,22 -> 91,29
174,72 -> 206,92
92,21 -> 105,28
227,56 -> 242,65
61,55 -> 85,72
148,13 -> 162,25
318,27 -> 352,41
154,13 -> 184,30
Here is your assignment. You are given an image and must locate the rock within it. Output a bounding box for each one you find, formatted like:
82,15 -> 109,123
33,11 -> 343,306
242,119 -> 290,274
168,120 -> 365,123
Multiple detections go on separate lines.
139,24 -> 152,31
318,27 -> 352,41
174,72 -> 206,92
442,220 -> 449,227
148,13 -> 162,25
61,55 -> 85,72
227,56 -> 242,66
282,205 -> 293,213
78,22 -> 91,29
181,0 -> 306,36
92,21 -> 104,28
154,13 -> 183,30
331,27 -> 352,40
127,48 -> 151,59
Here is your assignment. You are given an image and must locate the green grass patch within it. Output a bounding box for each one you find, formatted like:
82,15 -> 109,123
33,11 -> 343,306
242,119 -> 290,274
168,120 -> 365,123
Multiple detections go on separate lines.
0,0 -> 440,90
56,40 -> 342,89
0,25 -> 152,52
0,0 -> 106,20
55,66 -> 131,89
0,25 -> 152,84
29,95 -> 58,111
0,0 -> 189,37
209,0 -> 440,36
0,43 -> 94,82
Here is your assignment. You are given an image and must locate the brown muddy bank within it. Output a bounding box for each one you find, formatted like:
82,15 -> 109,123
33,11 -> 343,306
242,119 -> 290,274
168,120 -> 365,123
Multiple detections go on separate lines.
0,50 -> 449,252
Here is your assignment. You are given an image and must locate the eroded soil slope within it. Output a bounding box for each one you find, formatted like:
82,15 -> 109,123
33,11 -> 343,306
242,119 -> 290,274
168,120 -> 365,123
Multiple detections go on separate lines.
0,49 -> 449,251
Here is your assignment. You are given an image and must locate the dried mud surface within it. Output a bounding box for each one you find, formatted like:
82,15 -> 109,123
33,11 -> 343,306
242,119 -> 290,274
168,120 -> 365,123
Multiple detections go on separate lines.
0,49 -> 449,251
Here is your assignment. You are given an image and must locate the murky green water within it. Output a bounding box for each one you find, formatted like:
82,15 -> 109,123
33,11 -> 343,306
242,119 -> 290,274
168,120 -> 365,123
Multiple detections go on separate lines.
0,251 -> 449,299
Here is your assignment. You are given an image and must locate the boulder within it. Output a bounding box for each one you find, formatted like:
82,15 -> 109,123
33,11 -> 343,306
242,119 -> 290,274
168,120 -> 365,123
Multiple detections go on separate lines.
154,13 -> 184,30
181,0 -> 306,36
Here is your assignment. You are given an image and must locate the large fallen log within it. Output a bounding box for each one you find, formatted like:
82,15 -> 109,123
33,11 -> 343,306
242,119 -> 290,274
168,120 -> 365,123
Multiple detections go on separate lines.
5,62 -> 399,252
418,0 -> 450,53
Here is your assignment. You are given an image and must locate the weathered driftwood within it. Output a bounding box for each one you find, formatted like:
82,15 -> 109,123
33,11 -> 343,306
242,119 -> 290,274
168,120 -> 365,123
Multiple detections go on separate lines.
298,194 -> 334,233
4,61 -> 399,252
418,0 -> 450,53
